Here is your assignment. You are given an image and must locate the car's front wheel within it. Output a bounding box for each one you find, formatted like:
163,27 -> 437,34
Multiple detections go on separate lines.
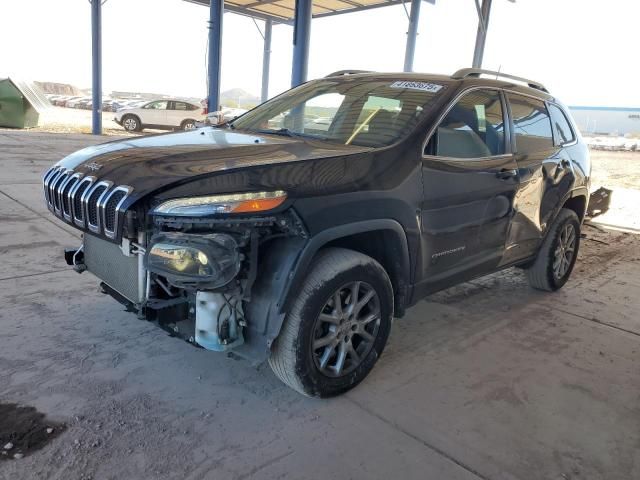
269,248 -> 393,397
121,114 -> 141,132
526,208 -> 581,291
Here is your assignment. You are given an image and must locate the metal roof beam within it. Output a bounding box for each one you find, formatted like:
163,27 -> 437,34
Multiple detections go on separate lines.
207,0 -> 224,111
261,19 -> 273,102
472,0 -> 494,68
291,0 -> 312,87
90,0 -> 102,135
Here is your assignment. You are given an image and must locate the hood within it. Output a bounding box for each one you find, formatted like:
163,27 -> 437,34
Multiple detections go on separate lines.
56,127 -> 371,199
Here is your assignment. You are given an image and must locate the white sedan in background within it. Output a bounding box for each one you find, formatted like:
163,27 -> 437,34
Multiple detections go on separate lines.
114,99 -> 205,132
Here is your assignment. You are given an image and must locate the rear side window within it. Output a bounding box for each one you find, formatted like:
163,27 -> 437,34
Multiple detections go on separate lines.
548,103 -> 576,145
508,94 -> 554,154
429,89 -> 506,158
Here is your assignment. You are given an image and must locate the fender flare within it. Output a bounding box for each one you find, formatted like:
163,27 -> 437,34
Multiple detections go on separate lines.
280,219 -> 411,314
238,219 -> 411,364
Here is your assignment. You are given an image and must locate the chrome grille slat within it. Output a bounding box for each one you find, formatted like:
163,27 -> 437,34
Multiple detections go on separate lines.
53,170 -> 70,214
102,186 -> 132,239
42,167 -> 132,240
45,168 -> 64,209
42,167 -> 59,206
72,177 -> 95,226
60,174 -> 81,220
85,181 -> 112,233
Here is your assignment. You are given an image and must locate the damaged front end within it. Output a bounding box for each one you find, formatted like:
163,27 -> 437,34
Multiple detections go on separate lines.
67,189 -> 307,362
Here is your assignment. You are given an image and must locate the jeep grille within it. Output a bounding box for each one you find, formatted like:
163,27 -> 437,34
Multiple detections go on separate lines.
43,166 -> 132,240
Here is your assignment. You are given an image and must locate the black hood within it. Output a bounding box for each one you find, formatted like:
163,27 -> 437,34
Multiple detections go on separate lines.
56,127 -> 371,200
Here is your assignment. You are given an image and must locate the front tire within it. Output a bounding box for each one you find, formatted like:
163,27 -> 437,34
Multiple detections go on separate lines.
269,248 -> 393,397
121,114 -> 141,132
526,208 -> 581,291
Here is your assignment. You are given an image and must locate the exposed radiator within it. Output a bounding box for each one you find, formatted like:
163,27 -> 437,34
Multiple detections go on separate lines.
84,234 -> 139,303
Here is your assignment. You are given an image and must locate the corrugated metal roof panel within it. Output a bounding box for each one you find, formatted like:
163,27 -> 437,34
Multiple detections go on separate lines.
187,0 -> 406,23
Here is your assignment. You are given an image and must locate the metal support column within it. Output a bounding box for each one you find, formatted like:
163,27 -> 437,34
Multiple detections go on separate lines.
207,0 -> 224,112
472,0 -> 492,68
91,0 -> 102,135
291,0 -> 312,88
403,0 -> 422,72
261,19 -> 272,103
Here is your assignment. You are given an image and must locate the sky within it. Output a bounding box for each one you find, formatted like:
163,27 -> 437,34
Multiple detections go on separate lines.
1,0 -> 637,107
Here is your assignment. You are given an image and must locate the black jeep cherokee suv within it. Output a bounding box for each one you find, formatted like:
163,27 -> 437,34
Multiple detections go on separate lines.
43,68 -> 590,397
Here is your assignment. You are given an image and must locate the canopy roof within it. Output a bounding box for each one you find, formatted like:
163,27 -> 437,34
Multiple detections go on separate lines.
188,0 -> 408,24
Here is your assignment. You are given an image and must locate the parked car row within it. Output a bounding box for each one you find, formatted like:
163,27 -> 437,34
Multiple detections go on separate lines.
584,136 -> 639,151
44,93 -> 208,132
44,94 -> 147,112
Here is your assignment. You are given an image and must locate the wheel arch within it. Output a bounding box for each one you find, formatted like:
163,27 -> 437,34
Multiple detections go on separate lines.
283,220 -> 411,317
121,113 -> 141,129
562,188 -> 588,222
238,220 -> 411,364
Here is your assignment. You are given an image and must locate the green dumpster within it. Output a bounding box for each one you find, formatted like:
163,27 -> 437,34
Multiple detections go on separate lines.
0,78 -> 50,129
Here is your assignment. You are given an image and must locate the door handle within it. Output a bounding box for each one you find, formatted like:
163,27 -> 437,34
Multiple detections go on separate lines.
496,168 -> 518,180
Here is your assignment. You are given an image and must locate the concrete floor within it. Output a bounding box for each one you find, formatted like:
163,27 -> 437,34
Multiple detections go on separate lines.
0,131 -> 639,480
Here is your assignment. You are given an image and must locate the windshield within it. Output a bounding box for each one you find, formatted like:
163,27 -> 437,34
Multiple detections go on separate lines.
230,78 -> 446,148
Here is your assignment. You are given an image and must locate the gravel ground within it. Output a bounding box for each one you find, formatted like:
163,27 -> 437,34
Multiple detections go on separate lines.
0,131 -> 638,480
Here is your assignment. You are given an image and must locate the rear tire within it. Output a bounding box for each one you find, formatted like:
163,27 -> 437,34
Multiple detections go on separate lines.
269,248 -> 393,397
526,208 -> 581,291
181,119 -> 197,130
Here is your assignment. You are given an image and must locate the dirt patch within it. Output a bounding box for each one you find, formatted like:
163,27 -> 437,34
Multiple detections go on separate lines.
0,403 -> 65,460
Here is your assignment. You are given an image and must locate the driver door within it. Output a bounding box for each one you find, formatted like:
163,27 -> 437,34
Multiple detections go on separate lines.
143,100 -> 168,126
418,88 -> 520,293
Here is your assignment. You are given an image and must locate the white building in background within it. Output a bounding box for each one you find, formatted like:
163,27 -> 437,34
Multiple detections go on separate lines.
569,106 -> 640,136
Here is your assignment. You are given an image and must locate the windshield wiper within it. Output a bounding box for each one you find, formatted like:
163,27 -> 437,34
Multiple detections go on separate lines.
254,128 -> 327,140
253,128 -> 299,137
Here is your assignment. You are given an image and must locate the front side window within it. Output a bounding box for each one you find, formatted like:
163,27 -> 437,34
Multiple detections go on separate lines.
548,103 -> 576,146
508,94 -> 554,154
428,89 -> 505,158
145,101 -> 168,110
231,78 -> 447,148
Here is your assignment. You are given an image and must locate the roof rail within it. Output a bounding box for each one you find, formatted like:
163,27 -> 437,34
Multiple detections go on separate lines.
451,68 -> 549,93
326,70 -> 374,77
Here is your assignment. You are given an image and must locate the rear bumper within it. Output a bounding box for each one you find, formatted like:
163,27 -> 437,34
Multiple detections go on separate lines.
114,117 -> 122,126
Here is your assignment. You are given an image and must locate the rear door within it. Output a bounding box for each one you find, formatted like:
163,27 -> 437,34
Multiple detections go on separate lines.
419,88 -> 520,293
167,101 -> 192,127
502,93 -> 572,264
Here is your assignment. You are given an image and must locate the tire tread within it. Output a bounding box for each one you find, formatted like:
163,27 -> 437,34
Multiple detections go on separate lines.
269,248 -> 391,396
526,208 -> 580,291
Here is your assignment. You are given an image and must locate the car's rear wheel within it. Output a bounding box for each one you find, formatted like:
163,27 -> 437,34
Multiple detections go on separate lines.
181,119 -> 197,130
525,208 -> 581,291
122,114 -> 141,132
269,248 -> 393,397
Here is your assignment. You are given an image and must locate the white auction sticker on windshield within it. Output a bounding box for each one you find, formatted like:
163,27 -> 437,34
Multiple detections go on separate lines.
390,81 -> 443,93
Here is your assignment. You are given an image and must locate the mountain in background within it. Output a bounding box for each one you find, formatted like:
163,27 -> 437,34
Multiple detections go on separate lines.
35,81 -> 84,96
220,88 -> 259,108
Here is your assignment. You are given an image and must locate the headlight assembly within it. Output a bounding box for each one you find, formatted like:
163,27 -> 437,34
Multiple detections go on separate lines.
152,191 -> 287,216
147,233 -> 240,289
